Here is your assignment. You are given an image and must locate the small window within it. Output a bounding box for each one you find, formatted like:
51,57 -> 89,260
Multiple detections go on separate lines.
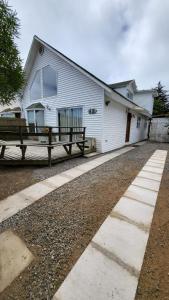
137,116 -> 141,128
144,120 -> 147,128
30,70 -> 41,100
42,65 -> 57,97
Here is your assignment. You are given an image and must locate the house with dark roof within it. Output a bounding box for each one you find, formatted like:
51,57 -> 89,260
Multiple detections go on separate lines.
21,35 -> 154,152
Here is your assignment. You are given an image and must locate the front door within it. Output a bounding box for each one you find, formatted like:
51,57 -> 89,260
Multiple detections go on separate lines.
27,110 -> 44,132
125,112 -> 132,142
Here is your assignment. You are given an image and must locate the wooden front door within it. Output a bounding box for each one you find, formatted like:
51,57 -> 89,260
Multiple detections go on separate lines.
125,112 -> 132,142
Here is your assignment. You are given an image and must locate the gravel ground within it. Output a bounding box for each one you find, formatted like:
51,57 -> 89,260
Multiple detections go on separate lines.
0,154 -> 101,201
0,142 -> 169,300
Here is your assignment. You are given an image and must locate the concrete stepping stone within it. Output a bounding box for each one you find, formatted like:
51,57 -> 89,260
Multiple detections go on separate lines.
0,230 -> 34,293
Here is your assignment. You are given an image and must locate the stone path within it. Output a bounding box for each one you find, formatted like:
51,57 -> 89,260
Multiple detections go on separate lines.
53,150 -> 167,300
0,146 -> 133,223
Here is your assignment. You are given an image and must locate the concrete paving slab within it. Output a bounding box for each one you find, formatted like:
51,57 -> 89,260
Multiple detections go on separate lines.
0,230 -> 34,293
45,174 -> 72,188
132,176 -> 160,192
61,167 -> 85,179
138,170 -> 162,182
148,159 -> 164,165
146,161 -> 164,169
124,184 -> 158,206
84,152 -> 99,158
93,216 -> 149,271
0,193 -> 35,223
54,243 -> 138,300
20,182 -> 54,200
142,165 -> 164,175
114,196 -> 154,227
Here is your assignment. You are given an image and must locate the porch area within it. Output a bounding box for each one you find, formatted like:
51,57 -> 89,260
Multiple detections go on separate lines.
0,126 -> 87,166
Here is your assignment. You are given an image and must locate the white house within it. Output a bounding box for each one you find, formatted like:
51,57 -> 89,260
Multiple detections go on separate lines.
21,35 -> 154,153
0,97 -> 21,118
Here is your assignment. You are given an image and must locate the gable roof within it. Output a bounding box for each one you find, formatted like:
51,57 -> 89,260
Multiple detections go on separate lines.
109,80 -> 134,89
0,107 -> 21,113
23,35 -> 151,117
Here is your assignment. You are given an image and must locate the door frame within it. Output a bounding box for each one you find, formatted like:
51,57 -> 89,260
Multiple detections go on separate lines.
125,112 -> 132,142
26,108 -> 45,132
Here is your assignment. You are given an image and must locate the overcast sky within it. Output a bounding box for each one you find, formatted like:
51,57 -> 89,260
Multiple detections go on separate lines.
9,0 -> 169,90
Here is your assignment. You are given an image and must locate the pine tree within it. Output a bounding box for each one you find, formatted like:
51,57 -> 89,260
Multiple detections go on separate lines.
153,82 -> 169,115
0,0 -> 24,105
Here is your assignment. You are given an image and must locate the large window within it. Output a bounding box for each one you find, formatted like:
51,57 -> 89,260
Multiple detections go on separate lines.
30,66 -> 57,101
58,107 -> 83,141
30,70 -> 41,100
43,65 -> 57,97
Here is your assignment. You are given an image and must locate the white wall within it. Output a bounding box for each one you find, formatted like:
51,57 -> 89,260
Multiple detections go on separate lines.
150,117 -> 169,142
102,99 -> 127,152
115,87 -> 128,97
129,114 -> 149,144
102,96 -> 149,152
22,46 -> 104,152
134,92 -> 154,114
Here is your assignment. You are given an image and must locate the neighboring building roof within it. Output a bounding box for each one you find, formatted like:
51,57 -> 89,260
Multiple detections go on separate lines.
136,89 -> 153,94
109,80 -> 134,89
23,35 -> 152,117
26,102 -> 45,110
152,114 -> 169,118
0,106 -> 21,113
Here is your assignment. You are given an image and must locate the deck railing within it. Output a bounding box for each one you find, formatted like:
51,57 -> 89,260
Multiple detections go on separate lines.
0,126 -> 86,166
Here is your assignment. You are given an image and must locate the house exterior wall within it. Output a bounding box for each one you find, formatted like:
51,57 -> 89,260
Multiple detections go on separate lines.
22,47 -> 104,152
102,96 -> 149,152
129,114 -> 149,144
150,117 -> 169,142
115,87 -> 128,97
133,92 -> 154,114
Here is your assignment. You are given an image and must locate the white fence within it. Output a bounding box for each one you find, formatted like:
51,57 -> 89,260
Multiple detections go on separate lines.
150,117 -> 169,142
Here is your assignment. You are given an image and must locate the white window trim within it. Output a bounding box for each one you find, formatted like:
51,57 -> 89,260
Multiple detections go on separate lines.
30,65 -> 58,102
57,106 -> 84,127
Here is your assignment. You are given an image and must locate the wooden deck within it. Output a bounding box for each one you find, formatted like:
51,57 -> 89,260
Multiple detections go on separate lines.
0,126 -> 87,166
0,140 -> 83,166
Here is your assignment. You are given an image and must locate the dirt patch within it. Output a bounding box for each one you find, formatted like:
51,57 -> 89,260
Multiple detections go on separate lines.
0,167 -> 36,201
135,150 -> 169,300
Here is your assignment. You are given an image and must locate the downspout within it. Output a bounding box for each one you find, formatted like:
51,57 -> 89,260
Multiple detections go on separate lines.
147,118 -> 152,139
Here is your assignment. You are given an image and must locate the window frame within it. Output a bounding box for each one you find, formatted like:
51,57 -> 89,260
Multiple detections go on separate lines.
136,116 -> 141,128
29,65 -> 58,102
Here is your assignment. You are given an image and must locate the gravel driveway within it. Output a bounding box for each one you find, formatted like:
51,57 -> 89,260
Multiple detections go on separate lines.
0,142 -> 169,300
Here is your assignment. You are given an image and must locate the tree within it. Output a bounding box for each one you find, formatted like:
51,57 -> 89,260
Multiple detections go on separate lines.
0,0 -> 24,105
153,81 -> 169,115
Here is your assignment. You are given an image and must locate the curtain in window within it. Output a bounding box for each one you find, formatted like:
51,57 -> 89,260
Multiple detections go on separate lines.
58,107 -> 82,141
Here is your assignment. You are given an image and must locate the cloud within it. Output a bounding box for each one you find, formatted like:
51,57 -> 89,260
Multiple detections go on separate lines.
9,0 -> 169,90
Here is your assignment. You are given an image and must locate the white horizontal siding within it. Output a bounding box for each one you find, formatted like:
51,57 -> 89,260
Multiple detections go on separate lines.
129,114 -> 148,144
102,96 -> 149,152
22,47 -> 104,152
133,92 -> 154,114
102,99 -> 127,152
